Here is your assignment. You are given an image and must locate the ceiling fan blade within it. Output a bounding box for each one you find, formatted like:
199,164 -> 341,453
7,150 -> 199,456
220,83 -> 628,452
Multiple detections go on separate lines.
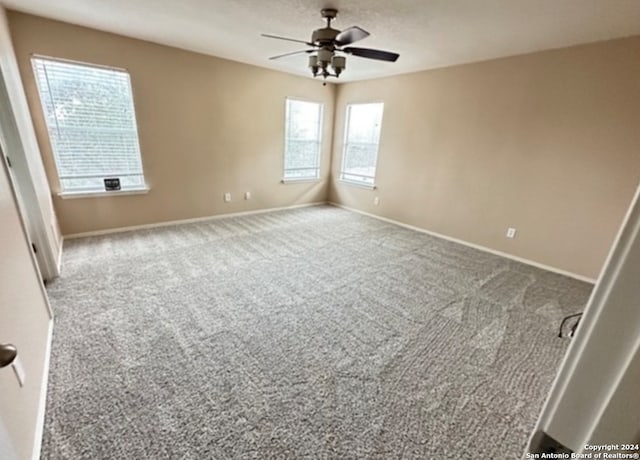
269,49 -> 314,60
342,47 -> 400,62
261,33 -> 313,46
335,26 -> 370,46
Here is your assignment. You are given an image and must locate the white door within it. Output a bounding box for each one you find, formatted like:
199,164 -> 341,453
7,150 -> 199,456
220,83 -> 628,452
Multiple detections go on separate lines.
0,416 -> 18,460
0,144 -> 53,459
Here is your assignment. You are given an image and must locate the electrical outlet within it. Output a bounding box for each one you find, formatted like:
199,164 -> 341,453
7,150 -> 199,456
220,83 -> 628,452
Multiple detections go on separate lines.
373,196 -> 380,206
244,191 -> 251,200
224,193 -> 231,202
506,227 -> 517,239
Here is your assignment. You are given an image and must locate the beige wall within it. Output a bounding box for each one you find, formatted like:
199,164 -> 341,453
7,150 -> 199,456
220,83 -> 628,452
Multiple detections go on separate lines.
8,11 -> 640,279
330,37 -> 640,279
8,11 -> 335,236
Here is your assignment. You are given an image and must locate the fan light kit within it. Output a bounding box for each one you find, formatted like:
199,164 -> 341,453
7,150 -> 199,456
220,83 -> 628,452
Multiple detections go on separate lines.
262,8 -> 399,84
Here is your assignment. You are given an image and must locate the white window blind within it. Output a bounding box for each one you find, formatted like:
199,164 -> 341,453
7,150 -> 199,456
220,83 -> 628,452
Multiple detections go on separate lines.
341,102 -> 384,186
31,57 -> 146,193
284,99 -> 323,180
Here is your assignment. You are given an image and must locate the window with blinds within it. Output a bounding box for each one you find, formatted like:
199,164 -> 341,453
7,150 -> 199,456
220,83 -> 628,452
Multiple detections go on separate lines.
31,57 -> 146,194
283,98 -> 323,180
340,102 -> 384,186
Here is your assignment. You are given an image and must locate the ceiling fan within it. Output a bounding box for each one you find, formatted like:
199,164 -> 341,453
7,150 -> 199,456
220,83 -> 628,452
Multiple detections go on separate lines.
262,8 -> 399,83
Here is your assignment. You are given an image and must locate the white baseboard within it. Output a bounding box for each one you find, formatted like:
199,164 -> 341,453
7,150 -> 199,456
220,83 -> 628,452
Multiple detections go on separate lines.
329,202 -> 596,284
63,202 -> 328,240
61,199 -> 595,283
31,318 -> 53,460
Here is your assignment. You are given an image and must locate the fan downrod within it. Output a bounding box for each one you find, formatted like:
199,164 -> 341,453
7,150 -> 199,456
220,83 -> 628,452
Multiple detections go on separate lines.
321,8 -> 338,26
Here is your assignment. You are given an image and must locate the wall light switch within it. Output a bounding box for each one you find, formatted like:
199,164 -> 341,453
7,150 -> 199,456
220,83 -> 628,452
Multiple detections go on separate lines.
244,192 -> 251,200
506,227 -> 517,239
224,193 -> 231,202
373,197 -> 380,206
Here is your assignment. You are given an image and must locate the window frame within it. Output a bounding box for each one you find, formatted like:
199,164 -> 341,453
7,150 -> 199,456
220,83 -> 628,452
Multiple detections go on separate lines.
339,102 -> 384,189
282,97 -> 324,183
31,54 -> 148,198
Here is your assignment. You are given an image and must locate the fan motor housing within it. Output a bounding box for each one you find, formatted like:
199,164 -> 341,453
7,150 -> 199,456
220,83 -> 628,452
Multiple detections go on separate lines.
312,27 -> 339,46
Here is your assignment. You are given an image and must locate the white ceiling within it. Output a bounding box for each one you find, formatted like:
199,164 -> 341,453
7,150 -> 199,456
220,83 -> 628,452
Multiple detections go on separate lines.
3,0 -> 640,82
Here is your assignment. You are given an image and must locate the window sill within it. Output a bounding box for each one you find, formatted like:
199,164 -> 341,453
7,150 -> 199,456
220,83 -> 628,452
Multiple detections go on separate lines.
281,178 -> 321,184
338,179 -> 377,190
58,187 -> 150,200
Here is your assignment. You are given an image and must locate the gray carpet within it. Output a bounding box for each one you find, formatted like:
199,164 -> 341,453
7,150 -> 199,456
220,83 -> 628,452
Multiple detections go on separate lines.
43,205 -> 592,459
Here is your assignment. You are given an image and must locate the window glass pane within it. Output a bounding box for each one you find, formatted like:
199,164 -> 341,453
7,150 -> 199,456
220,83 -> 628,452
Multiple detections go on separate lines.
31,57 -> 145,193
345,104 -> 383,144
284,99 -> 323,179
341,103 -> 384,185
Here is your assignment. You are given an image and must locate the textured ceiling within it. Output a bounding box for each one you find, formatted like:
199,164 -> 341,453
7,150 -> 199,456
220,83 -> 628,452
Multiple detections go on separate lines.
3,0 -> 640,82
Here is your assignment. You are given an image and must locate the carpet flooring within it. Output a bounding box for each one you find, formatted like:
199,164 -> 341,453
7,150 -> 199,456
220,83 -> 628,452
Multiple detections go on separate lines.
43,205 -> 592,459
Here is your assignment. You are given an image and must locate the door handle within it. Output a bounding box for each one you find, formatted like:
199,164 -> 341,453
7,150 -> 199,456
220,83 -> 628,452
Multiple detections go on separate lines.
0,343 -> 17,368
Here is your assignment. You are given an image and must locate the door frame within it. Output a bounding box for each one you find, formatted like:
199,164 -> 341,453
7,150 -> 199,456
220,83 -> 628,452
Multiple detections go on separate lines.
0,8 -> 60,282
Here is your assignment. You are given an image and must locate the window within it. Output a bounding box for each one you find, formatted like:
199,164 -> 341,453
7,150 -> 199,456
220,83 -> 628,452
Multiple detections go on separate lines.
32,57 -> 146,194
340,102 -> 384,186
283,98 -> 323,180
